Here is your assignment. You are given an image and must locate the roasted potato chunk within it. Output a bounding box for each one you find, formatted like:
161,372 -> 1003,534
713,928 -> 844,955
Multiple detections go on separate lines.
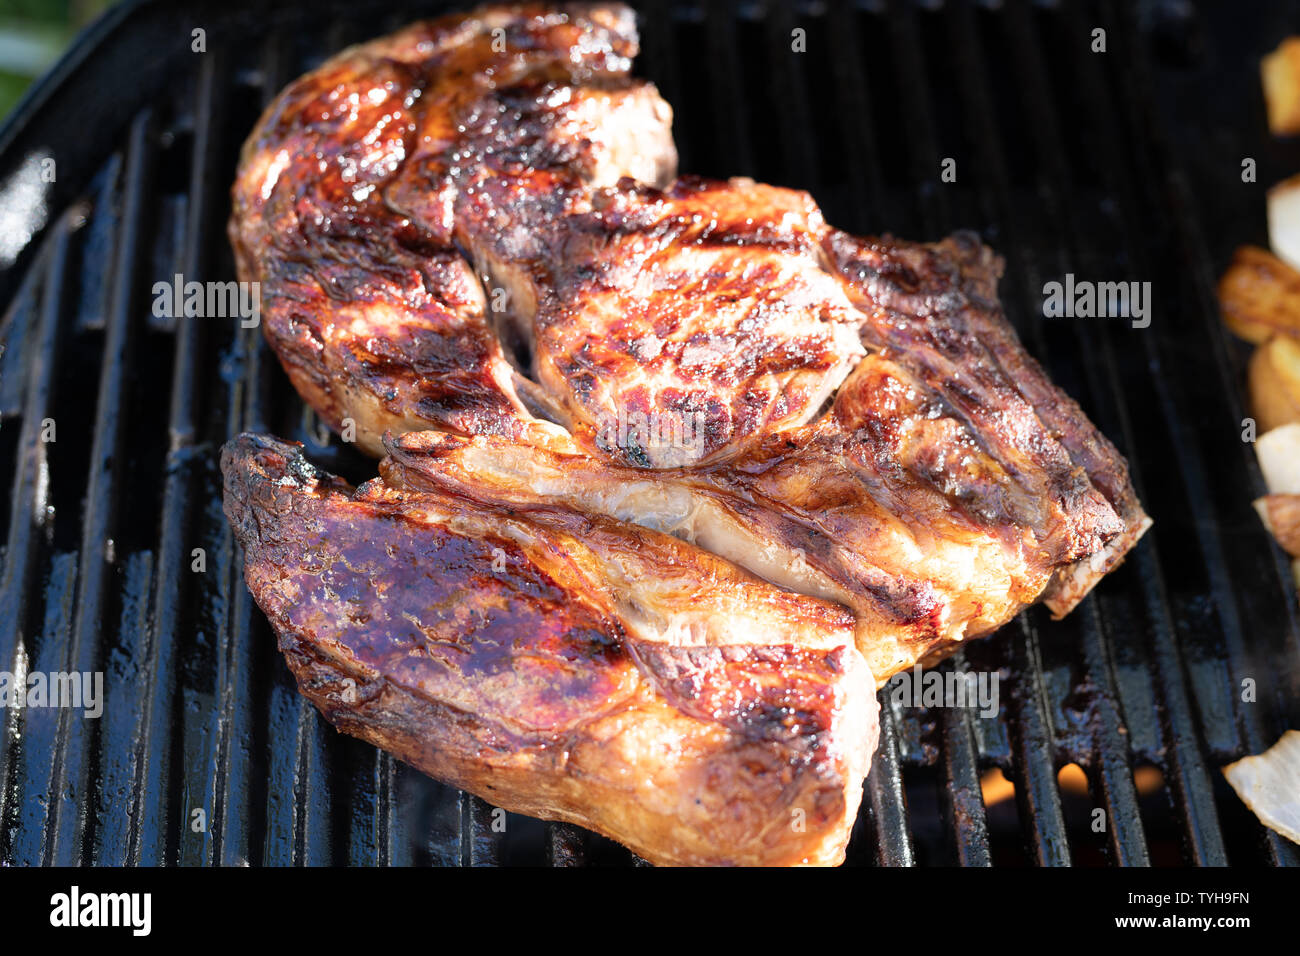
1263,37 -> 1300,135
1250,335 -> 1300,431
1219,246 -> 1300,344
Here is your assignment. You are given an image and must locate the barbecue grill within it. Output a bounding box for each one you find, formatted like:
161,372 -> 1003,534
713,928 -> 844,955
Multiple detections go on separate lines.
0,0 -> 1297,867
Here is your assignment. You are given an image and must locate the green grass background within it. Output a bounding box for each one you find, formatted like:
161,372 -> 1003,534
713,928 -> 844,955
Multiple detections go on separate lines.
0,0 -> 118,121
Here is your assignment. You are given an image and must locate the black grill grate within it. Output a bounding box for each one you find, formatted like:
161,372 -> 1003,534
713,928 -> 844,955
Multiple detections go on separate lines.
0,0 -> 1298,866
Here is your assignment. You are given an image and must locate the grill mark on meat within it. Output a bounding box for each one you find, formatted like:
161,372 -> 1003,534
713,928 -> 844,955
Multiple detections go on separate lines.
230,3 -> 670,455
459,170 -> 870,466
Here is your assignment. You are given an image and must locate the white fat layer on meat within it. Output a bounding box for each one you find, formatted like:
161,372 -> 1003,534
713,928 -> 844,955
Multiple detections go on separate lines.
417,492 -> 848,652
457,445 -> 853,609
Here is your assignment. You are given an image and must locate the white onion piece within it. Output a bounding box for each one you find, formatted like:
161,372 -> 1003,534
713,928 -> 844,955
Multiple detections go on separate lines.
1256,423 -> 1300,494
1270,176 -> 1300,272
1223,730 -> 1300,846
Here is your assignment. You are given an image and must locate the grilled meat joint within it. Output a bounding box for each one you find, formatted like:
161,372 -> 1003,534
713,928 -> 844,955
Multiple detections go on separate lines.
223,1 -> 1150,865
224,433 -> 874,866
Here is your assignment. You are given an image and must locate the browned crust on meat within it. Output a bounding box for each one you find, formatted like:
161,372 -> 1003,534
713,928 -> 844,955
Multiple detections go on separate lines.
515,177 -> 866,466
222,432 -> 875,866
826,230 -> 1151,618
229,3 -> 674,455
221,2 -> 1152,865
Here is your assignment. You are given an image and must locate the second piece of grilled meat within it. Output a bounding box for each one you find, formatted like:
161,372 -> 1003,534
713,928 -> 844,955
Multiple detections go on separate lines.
222,433 -> 876,866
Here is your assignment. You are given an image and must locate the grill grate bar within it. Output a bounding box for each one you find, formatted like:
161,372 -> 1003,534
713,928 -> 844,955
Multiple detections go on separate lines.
93,549 -> 154,864
1007,618 -> 1073,865
370,754 -> 397,866
944,0 -> 1154,865
547,821 -> 588,866
11,555 -> 78,863
1007,0 -> 1229,864
43,109 -> 153,865
864,703 -> 915,866
886,0 -> 996,865
1105,0 -> 1300,866
0,220 -> 71,859
937,658 -> 993,867
127,53 -> 220,867
288,698 -> 334,865
459,792 -> 501,866
1077,600 -> 1151,865
806,1 -> 914,867
209,511 -> 262,867
0,264 -> 39,419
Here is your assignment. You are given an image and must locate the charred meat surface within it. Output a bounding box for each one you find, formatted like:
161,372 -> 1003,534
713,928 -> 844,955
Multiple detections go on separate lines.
825,231 -> 1152,618
223,0 -> 1152,864
222,434 -> 876,866
229,2 -> 676,455
370,229 -> 1150,686
495,176 -> 868,467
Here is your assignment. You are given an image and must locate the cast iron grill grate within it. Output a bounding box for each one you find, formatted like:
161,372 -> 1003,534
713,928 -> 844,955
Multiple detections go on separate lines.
0,0 -> 1297,866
